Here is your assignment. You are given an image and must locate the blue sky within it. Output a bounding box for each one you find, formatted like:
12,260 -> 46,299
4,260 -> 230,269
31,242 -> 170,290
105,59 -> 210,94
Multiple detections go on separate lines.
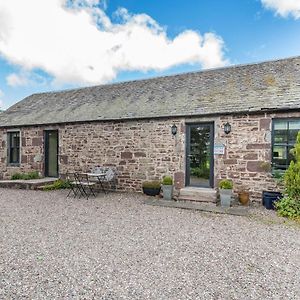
0,0 -> 299,109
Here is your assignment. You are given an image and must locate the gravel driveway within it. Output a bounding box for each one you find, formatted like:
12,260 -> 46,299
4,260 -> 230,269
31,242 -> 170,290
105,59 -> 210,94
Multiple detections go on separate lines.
0,188 -> 300,300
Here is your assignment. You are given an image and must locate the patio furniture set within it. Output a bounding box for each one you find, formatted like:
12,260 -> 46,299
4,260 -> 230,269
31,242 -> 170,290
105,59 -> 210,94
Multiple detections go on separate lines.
65,166 -> 117,199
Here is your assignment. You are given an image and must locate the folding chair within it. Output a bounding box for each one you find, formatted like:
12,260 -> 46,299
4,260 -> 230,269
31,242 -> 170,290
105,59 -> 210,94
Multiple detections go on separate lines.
66,172 -> 81,198
76,173 -> 97,199
103,167 -> 117,191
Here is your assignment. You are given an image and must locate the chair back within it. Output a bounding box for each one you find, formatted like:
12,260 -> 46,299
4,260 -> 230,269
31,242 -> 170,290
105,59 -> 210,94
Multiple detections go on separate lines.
105,168 -> 115,181
66,172 -> 77,183
92,166 -> 103,174
77,173 -> 89,183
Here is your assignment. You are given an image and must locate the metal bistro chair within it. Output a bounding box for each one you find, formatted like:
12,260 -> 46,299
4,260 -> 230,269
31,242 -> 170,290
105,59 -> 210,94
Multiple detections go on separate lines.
92,166 -> 117,192
66,172 -> 81,198
76,173 -> 97,199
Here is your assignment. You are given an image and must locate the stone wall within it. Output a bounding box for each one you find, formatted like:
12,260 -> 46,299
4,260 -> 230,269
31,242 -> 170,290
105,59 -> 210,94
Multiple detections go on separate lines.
0,119 -> 186,191
215,111 -> 300,200
0,127 -> 50,179
59,119 -> 185,191
1,111 -> 300,201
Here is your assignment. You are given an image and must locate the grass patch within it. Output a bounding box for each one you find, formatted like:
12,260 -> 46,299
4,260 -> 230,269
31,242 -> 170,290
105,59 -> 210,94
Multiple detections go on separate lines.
43,179 -> 71,191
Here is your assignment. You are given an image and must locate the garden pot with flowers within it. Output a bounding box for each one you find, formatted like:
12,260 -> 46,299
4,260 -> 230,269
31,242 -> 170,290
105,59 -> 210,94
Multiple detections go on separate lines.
219,179 -> 233,207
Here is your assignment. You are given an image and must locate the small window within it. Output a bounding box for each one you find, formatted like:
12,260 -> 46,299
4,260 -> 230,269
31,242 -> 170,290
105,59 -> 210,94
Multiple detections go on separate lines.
272,119 -> 300,171
7,131 -> 20,164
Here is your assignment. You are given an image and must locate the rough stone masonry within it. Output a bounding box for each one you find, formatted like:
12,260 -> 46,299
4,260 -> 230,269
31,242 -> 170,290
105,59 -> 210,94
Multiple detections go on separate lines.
2,110 -> 300,202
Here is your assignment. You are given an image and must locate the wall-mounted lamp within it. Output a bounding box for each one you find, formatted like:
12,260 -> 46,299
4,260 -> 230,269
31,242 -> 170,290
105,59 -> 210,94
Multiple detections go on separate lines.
224,122 -> 231,134
171,124 -> 178,136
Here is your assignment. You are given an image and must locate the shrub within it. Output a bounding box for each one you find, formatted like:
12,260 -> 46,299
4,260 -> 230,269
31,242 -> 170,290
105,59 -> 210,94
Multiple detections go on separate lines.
162,175 -> 173,185
275,196 -> 300,219
142,181 -> 161,189
275,131 -> 300,220
26,171 -> 40,180
219,179 -> 233,190
284,161 -> 300,200
11,171 -> 40,180
283,131 -> 300,200
11,173 -> 23,180
43,179 -> 71,191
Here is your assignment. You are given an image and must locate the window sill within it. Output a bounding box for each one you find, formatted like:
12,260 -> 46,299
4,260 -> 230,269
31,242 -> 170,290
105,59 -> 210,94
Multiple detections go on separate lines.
7,163 -> 21,167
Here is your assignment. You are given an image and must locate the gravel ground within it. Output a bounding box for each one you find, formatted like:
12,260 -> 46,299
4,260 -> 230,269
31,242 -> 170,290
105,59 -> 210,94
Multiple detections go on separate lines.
0,188 -> 300,300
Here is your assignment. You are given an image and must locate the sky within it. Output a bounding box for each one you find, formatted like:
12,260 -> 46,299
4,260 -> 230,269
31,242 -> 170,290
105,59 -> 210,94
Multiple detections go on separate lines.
0,0 -> 299,109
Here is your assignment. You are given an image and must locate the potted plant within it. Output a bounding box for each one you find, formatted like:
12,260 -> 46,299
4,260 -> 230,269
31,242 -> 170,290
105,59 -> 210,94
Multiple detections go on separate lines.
237,185 -> 250,206
162,175 -> 173,200
219,179 -> 233,207
142,180 -> 161,196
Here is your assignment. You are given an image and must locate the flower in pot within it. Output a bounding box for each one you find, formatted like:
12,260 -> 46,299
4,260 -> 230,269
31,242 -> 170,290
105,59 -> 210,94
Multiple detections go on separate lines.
142,180 -> 161,196
162,175 -> 173,200
219,179 -> 233,207
237,185 -> 250,206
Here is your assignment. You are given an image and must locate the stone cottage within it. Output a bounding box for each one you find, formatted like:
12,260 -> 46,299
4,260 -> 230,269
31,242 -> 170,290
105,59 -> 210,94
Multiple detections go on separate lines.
0,56 -> 300,202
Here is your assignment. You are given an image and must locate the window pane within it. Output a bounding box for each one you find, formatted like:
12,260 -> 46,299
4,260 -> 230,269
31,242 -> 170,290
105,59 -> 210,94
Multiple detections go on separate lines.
12,134 -> 20,147
273,145 -> 286,159
273,119 -> 300,171
273,146 -> 287,170
289,129 -> 300,145
11,148 -> 19,163
8,132 -> 20,164
289,120 -> 300,130
274,121 -> 288,130
274,129 -> 288,143
274,120 -> 288,143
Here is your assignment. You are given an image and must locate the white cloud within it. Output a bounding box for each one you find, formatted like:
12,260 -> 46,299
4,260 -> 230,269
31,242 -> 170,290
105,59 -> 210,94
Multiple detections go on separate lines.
6,71 -> 48,87
6,73 -> 29,87
261,0 -> 300,19
0,0 -> 228,86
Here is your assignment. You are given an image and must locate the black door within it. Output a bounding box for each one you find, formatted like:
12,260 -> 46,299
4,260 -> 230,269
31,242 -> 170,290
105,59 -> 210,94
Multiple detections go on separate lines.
186,123 -> 214,188
45,130 -> 58,177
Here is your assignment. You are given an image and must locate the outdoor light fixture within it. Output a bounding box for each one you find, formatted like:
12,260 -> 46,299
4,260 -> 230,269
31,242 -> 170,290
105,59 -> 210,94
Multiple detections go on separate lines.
224,122 -> 231,134
171,124 -> 178,136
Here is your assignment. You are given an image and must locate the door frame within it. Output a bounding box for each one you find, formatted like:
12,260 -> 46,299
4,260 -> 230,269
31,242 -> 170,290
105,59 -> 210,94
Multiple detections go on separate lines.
185,122 -> 214,188
44,130 -> 59,177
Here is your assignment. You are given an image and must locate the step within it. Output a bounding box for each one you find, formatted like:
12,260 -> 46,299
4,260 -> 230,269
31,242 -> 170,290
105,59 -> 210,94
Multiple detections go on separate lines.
144,199 -> 249,216
0,178 -> 58,190
178,187 -> 217,203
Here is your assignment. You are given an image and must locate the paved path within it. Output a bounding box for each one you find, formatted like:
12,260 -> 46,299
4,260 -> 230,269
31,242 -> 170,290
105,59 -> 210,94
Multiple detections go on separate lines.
0,189 -> 299,299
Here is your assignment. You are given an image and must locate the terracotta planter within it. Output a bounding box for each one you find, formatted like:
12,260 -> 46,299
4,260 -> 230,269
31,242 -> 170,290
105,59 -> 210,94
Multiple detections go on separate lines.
238,191 -> 250,206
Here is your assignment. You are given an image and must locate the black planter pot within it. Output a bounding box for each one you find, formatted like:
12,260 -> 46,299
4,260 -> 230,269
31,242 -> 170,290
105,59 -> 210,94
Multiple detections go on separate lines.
262,191 -> 282,210
142,187 -> 161,196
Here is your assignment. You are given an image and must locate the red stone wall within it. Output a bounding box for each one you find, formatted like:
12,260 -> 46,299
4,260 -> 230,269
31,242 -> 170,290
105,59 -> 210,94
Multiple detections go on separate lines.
215,111 -> 300,201
1,111 -> 300,201
58,119 -> 185,191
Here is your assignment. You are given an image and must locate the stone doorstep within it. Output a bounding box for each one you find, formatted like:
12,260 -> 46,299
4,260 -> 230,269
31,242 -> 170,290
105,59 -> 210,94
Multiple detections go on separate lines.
0,178 -> 58,190
144,198 -> 250,217
178,187 -> 217,203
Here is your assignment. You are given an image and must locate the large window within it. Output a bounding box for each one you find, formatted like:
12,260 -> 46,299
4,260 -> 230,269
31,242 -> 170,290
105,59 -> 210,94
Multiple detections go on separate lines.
7,131 -> 20,164
272,119 -> 300,171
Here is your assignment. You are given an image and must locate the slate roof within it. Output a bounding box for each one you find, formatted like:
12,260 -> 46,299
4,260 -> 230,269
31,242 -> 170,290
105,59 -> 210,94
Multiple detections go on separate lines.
0,56 -> 300,127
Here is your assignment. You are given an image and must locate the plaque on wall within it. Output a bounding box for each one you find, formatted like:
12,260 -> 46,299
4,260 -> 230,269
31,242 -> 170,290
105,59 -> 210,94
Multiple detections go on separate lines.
214,144 -> 225,155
